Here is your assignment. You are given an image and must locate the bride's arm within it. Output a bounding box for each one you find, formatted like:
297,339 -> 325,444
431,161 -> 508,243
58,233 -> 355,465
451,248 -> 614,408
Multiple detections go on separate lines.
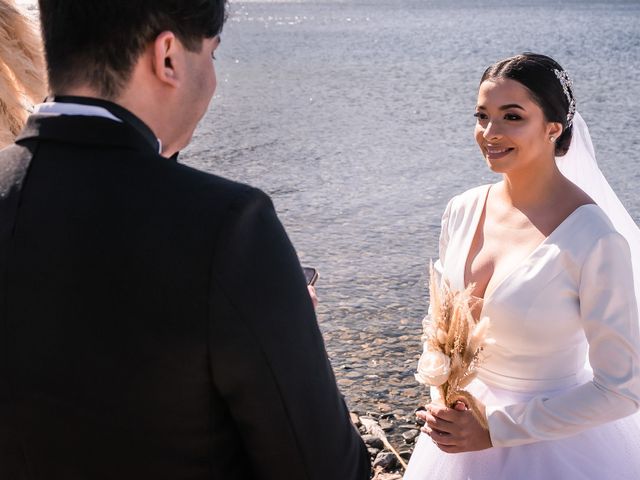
486,232 -> 640,447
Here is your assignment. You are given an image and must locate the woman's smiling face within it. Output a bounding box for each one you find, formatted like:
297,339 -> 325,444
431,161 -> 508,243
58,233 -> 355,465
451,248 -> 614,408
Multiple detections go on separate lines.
474,77 -> 560,175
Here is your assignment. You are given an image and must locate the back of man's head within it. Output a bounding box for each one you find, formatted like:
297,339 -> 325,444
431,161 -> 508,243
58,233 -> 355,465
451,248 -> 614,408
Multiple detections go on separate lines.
38,0 -> 227,99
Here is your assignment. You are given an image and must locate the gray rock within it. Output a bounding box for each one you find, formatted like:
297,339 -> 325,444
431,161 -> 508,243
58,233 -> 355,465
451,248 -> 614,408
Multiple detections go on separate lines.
373,473 -> 403,480
361,434 -> 384,450
402,429 -> 420,444
398,423 -> 418,431
373,451 -> 397,470
399,449 -> 413,460
337,378 -> 355,387
379,419 -> 394,432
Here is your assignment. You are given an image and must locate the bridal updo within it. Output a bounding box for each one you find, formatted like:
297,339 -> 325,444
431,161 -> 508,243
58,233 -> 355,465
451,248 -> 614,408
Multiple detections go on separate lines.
480,53 -> 574,156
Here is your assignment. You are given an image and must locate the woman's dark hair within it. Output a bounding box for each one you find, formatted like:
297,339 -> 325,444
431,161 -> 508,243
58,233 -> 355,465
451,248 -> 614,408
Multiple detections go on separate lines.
480,53 -> 574,156
38,0 -> 228,99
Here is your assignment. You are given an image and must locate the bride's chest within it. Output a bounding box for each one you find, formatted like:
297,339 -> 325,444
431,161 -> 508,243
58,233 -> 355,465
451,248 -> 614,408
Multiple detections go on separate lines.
465,226 -> 546,299
445,227 -> 585,348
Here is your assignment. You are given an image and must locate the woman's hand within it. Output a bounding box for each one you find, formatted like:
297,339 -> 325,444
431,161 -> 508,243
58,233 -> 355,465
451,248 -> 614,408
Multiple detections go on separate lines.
307,285 -> 318,309
416,401 -> 492,453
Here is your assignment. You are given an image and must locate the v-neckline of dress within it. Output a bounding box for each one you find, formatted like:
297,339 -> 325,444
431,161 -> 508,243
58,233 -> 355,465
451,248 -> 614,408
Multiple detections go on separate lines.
461,184 -> 596,309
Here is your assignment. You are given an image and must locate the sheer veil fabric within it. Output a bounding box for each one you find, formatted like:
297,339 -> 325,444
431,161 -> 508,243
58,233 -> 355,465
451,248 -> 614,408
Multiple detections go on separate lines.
555,111 -> 640,318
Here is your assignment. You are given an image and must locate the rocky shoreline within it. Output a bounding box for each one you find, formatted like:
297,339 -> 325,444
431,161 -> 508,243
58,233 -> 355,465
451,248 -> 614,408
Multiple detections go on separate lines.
350,407 -> 426,479
319,313 -> 432,478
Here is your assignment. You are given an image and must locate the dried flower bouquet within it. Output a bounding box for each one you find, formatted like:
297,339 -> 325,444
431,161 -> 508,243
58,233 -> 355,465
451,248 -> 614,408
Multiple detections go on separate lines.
415,262 -> 492,428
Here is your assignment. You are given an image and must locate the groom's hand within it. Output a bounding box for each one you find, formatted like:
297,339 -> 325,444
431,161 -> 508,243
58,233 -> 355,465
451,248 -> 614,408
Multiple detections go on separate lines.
417,402 -> 492,453
307,285 -> 318,309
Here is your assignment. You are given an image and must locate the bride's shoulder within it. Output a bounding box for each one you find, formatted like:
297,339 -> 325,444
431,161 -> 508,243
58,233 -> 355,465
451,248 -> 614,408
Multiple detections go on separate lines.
557,204 -> 630,263
572,204 -> 620,240
444,183 -> 492,217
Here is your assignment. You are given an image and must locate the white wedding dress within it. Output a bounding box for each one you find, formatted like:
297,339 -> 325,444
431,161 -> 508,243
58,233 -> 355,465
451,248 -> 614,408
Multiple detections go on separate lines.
404,184 -> 640,480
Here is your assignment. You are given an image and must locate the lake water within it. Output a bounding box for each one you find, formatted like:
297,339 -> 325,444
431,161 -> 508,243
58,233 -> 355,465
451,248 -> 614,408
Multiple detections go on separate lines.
18,0 -> 640,418
181,0 -> 640,416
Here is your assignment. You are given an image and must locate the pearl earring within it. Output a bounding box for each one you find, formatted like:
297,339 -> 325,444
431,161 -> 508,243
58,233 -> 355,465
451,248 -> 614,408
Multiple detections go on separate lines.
550,136 -> 556,143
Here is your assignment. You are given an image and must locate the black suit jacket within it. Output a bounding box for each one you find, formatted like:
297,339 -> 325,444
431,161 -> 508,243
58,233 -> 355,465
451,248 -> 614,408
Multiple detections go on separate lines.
0,105 -> 369,479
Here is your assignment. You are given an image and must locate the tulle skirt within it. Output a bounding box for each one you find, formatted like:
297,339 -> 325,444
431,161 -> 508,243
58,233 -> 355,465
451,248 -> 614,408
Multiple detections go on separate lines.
403,377 -> 640,480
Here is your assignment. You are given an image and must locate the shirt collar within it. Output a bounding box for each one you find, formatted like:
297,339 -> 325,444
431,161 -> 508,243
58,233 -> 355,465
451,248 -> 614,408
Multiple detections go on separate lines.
35,96 -> 162,154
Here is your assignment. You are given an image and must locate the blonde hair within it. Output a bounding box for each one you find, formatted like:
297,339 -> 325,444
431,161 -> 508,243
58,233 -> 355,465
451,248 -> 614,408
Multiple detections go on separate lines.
0,0 -> 47,148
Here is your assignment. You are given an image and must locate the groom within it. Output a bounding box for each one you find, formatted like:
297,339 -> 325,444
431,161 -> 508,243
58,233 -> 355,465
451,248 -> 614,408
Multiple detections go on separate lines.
0,1 -> 369,478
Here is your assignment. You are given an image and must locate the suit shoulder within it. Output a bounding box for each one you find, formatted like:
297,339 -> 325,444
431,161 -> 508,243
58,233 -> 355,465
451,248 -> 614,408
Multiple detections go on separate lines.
169,161 -> 273,217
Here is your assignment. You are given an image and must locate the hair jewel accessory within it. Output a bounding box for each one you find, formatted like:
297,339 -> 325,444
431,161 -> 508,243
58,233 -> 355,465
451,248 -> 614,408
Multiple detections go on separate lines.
553,69 -> 576,128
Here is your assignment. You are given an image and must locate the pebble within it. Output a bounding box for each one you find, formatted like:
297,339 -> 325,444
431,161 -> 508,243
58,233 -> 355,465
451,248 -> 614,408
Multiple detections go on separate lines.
368,447 -> 381,457
399,449 -> 413,461
402,429 -> 420,444
398,424 -> 417,431
373,473 -> 403,480
373,451 -> 397,469
338,378 -> 355,387
379,419 -> 394,432
361,434 -> 384,450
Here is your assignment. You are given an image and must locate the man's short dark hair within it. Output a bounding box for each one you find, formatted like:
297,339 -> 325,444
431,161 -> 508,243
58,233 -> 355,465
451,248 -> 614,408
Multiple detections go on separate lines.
38,0 -> 227,99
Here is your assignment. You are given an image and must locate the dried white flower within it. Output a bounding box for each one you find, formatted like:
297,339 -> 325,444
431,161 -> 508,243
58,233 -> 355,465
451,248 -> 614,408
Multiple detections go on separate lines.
415,346 -> 451,387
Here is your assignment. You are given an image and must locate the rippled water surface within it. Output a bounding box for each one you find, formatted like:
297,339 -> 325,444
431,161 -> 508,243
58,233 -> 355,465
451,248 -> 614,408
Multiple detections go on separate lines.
179,0 -> 640,415
19,0 -> 640,417
179,0 -> 640,416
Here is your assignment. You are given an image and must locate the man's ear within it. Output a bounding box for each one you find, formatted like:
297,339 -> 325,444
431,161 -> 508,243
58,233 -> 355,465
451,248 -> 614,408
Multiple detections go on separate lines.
152,31 -> 182,88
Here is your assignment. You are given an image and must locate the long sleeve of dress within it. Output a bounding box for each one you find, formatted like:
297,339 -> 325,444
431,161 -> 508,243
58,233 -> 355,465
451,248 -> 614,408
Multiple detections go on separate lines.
486,232 -> 640,447
429,198 -> 454,405
433,197 -> 454,289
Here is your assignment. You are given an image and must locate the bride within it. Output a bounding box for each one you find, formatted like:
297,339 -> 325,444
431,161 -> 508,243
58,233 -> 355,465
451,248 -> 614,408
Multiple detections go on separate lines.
404,53 -> 640,479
